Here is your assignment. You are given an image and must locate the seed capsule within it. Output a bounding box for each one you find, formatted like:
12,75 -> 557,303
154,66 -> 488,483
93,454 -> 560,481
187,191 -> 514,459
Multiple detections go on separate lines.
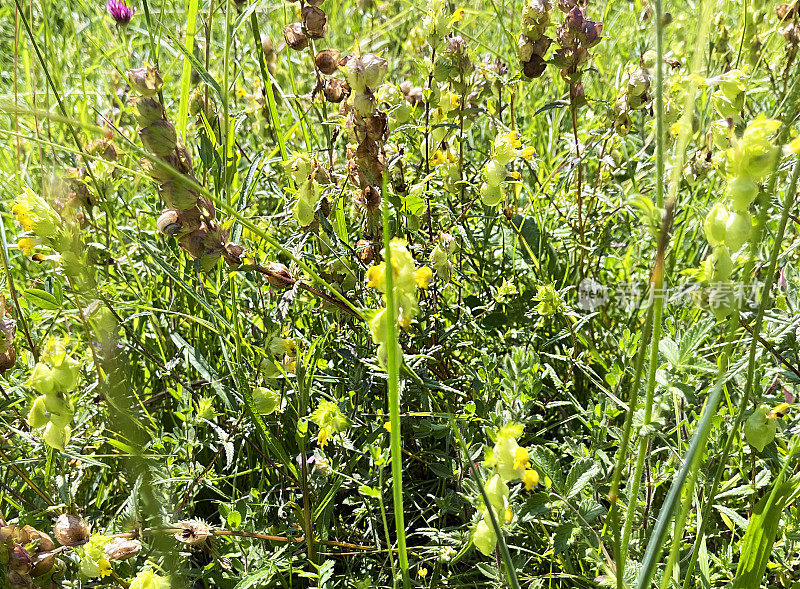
315,49 -> 341,74
53,514 -> 90,547
104,537 -> 142,561
283,23 -> 308,51
265,262 -> 293,289
140,120 -> 177,156
301,6 -> 328,38
133,96 -> 165,127
127,65 -> 163,97
323,78 -> 348,103
159,181 -> 199,210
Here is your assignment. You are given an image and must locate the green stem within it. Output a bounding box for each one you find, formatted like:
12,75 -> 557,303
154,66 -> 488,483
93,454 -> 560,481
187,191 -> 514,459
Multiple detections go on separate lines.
176,0 -> 200,140
381,175 -> 410,589
682,150 -> 800,587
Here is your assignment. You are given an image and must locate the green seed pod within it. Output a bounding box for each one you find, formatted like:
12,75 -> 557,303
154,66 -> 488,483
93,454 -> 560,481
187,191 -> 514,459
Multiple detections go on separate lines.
252,387 -> 280,415
43,392 -> 71,416
30,363 -> 55,395
361,53 -> 388,89
473,519 -> 497,556
726,176 -> 759,211
43,421 -> 71,451
140,120 -> 177,156
744,406 -> 776,452
725,210 -> 751,251
484,474 -> 509,517
480,182 -> 504,207
703,202 -> 729,246
27,396 -> 48,429
133,97 -> 164,127
159,181 -> 199,210
708,245 -> 733,282
127,65 -> 163,97
484,160 -> 506,188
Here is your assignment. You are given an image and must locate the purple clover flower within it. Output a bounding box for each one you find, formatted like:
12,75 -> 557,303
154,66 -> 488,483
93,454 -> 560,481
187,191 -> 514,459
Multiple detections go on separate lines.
107,0 -> 135,25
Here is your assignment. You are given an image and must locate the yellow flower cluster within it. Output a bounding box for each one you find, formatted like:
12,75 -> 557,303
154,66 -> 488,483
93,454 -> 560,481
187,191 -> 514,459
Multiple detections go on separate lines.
473,424 -> 539,556
480,131 -> 535,207
366,239 -> 432,364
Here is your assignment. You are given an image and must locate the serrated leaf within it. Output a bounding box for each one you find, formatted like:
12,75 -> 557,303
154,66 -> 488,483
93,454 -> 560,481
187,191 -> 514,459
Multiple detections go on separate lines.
553,522 -> 576,554
530,446 -> 563,491
565,458 -> 600,499
659,338 -> 680,367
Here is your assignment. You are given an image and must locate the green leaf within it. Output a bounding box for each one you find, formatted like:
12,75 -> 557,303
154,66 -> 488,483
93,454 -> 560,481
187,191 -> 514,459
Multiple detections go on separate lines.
732,474 -> 800,588
233,564 -> 275,589
24,288 -> 61,310
565,458 -> 600,499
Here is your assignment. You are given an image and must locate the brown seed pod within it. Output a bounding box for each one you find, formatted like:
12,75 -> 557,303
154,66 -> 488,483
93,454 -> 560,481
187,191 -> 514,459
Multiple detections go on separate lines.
30,551 -> 56,578
301,6 -> 328,39
104,537 -> 142,561
127,65 -> 163,97
21,526 -> 54,552
365,112 -> 388,142
322,78 -> 349,103
355,239 -> 374,263
265,262 -> 293,289
315,49 -> 341,74
0,348 -> 16,373
283,23 -> 308,51
53,514 -> 90,547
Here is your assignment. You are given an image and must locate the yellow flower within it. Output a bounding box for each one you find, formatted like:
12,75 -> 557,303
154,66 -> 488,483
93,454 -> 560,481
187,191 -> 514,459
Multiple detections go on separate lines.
17,237 -> 35,255
418,567 -> 428,578
366,265 -> 384,289
383,420 -> 391,433
504,508 -> 513,524
511,171 -> 521,180
523,468 -> 539,491
521,146 -> 536,161
451,7 -> 465,22
430,150 -> 447,167
513,446 -> 530,471
415,266 -> 433,289
98,558 -> 112,578
789,136 -> 800,154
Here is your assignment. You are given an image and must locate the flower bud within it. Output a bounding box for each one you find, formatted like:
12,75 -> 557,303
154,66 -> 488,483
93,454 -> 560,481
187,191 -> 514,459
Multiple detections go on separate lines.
283,22 -> 308,51
53,514 -> 90,547
104,537 -> 142,561
301,6 -> 328,39
133,96 -> 165,127
159,181 -> 199,210
140,120 -> 177,156
127,65 -> 163,97
315,49 -> 341,74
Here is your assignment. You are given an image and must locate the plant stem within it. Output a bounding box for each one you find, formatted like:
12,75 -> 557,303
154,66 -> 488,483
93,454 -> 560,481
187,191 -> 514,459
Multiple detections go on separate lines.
380,174 -> 410,588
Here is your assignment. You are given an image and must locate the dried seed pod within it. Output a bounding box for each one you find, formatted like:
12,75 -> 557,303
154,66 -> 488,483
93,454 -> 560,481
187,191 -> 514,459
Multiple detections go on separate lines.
21,526 -> 54,552
159,181 -> 199,210
306,0 -> 325,5
284,22 -> 308,51
30,551 -> 56,578
133,96 -> 165,127
355,239 -> 374,263
265,262 -> 293,289
104,537 -> 142,561
322,78 -> 348,103
84,139 -> 118,161
9,543 -> 32,572
301,6 -> 328,38
127,65 -> 163,97
157,208 -> 202,236
140,120 -> 177,156
53,514 -> 90,547
174,519 -> 211,545
365,112 -> 388,142
315,49 -> 341,74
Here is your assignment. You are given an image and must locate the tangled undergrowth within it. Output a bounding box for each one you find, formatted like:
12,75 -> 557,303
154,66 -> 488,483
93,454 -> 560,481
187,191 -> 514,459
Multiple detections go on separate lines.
1,0 -> 800,587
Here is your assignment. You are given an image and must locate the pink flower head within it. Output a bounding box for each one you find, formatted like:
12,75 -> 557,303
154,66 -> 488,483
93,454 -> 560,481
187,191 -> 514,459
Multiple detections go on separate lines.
107,0 -> 135,25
